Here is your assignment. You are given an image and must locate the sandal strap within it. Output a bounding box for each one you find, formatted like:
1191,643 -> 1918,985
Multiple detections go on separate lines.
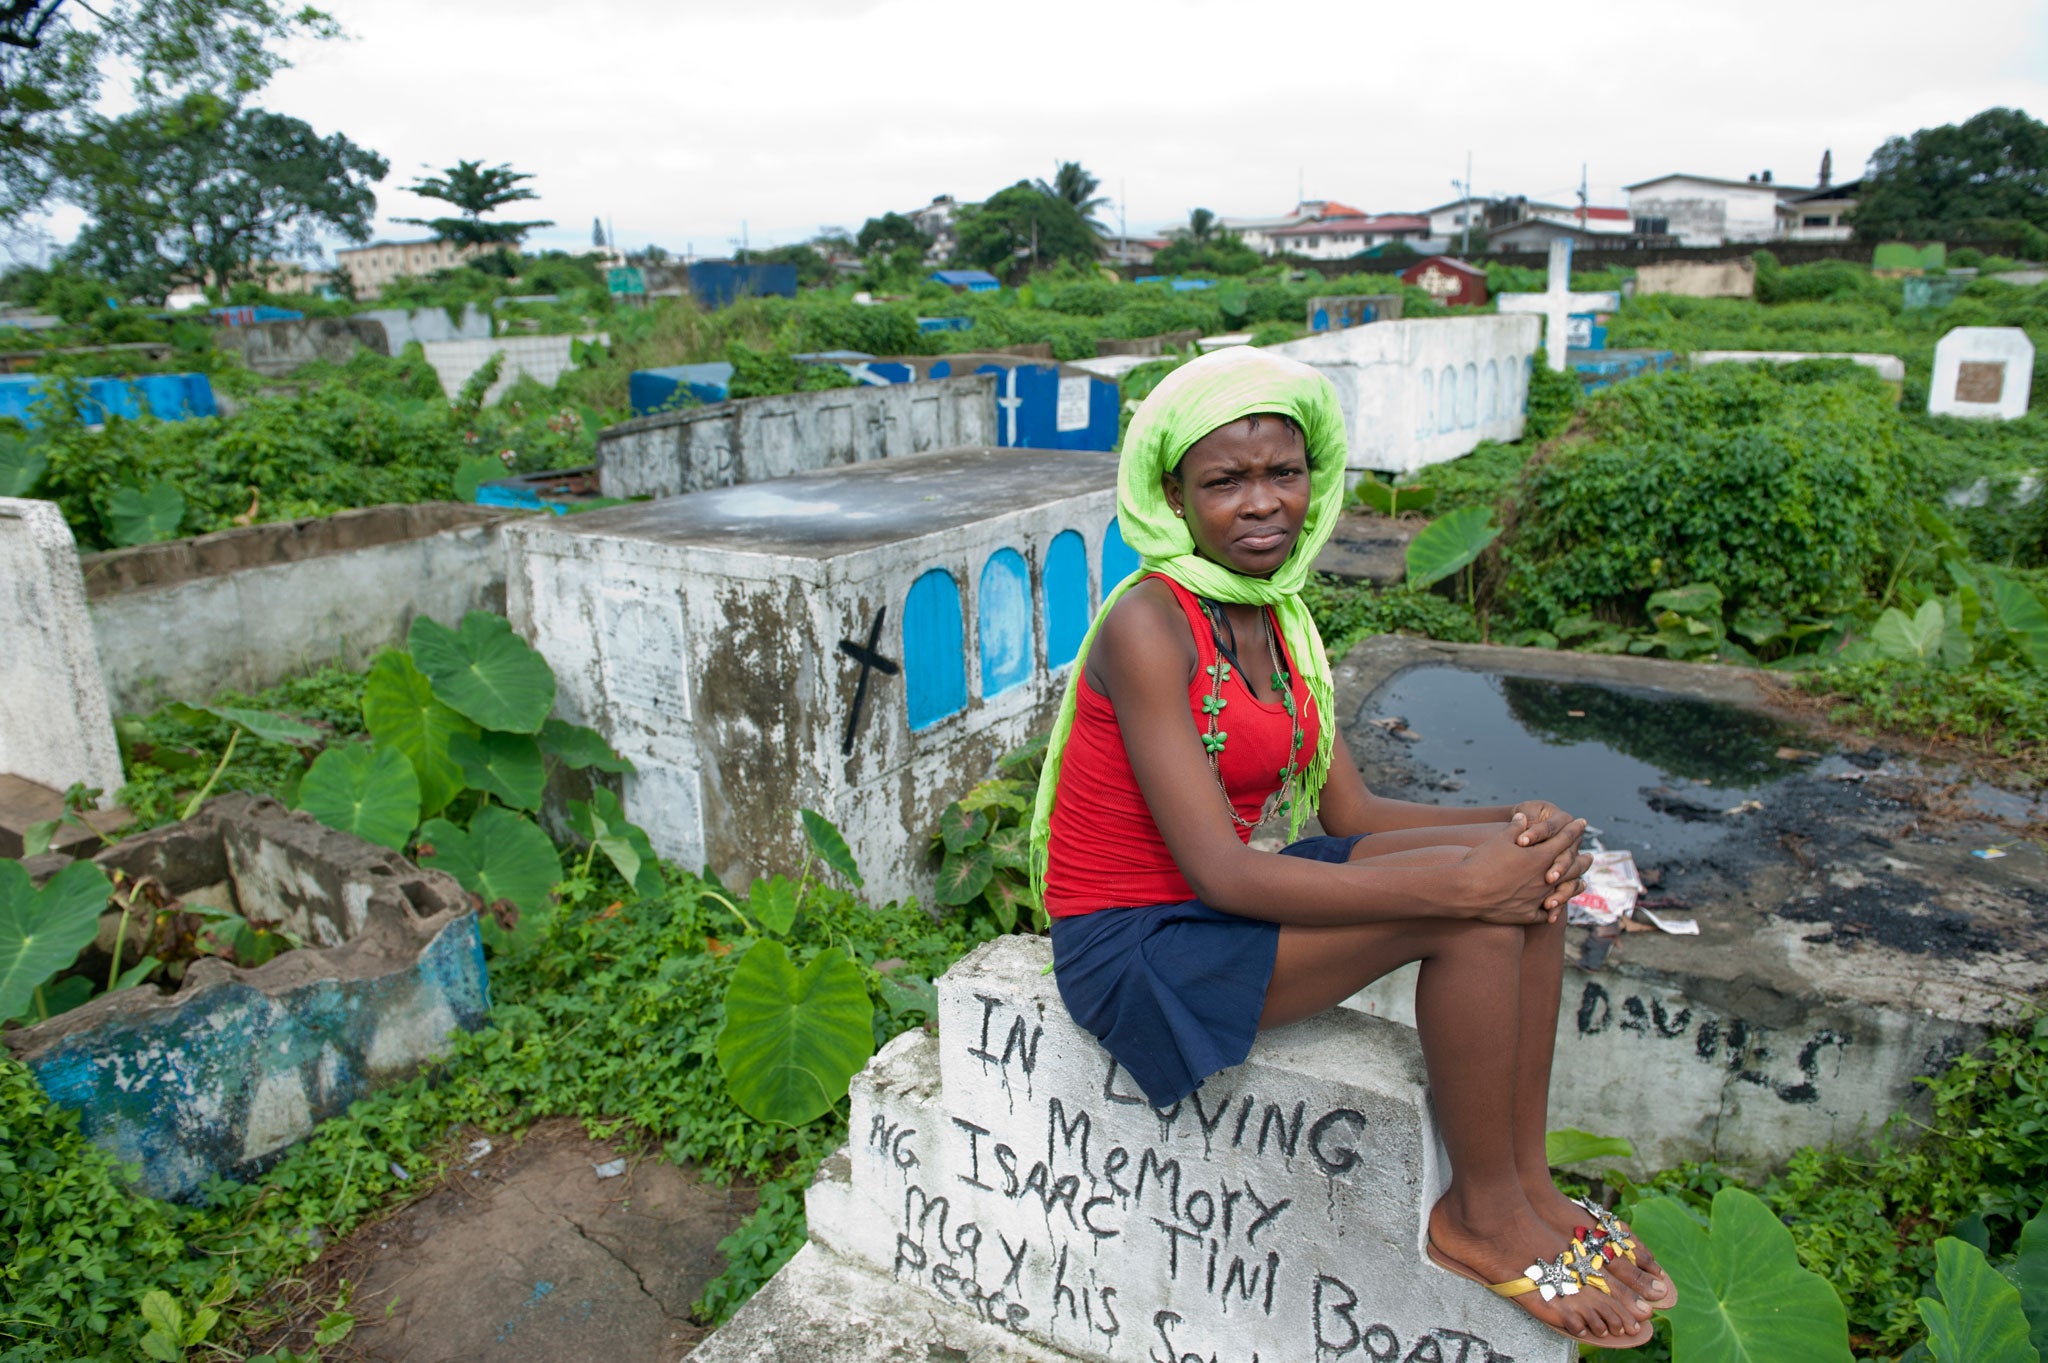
1486,1238 -> 1612,1302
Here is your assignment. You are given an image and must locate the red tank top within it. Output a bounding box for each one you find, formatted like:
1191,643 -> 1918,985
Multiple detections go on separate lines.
1044,574 -> 1320,918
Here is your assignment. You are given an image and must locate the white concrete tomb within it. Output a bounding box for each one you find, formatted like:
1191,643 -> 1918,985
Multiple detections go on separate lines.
506,447 -> 1129,900
1271,315 -> 1542,476
419,333 -> 608,406
1928,326 -> 2035,420
695,935 -> 1567,1363
0,498 -> 122,803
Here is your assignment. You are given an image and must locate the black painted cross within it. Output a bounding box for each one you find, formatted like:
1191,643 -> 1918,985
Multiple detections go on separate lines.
838,606 -> 901,756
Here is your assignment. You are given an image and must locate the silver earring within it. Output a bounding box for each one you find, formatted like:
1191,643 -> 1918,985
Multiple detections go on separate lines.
1173,508 -> 1184,518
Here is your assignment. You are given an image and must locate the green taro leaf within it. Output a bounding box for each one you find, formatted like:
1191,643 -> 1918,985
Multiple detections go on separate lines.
936,845 -> 994,906
1730,608 -> 1787,646
200,704 -> 323,747
568,787 -> 661,898
1917,1237 -> 2038,1363
407,611 -> 557,733
2015,1202 -> 2048,1355
748,875 -> 799,936
958,779 -> 1030,815
800,808 -> 863,887
453,453 -> 506,503
449,729 -> 545,810
1629,1187 -> 1853,1363
1544,1127 -> 1635,1167
1984,568 -> 2048,672
418,806 -> 562,952
717,940 -> 875,1126
107,481 -> 186,546
936,802 -> 989,854
1872,599 -> 1947,664
996,734 -> 1049,776
0,859 -> 113,1022
1404,505 -> 1500,590
986,823 -> 1031,872
984,874 -> 1038,933
1647,582 -> 1724,619
1355,477 -> 1396,515
0,439 -> 47,496
361,650 -> 476,817
297,745 -> 421,851
538,718 -> 633,773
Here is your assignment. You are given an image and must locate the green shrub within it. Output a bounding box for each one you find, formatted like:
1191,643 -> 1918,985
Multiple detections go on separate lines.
1303,576 -> 1483,652
1500,363 -> 1905,631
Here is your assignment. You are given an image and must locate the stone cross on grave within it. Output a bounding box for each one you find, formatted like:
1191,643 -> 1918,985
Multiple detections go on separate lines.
1496,239 -> 1622,372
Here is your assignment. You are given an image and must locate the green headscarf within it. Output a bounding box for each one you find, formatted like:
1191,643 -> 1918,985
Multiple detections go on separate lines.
1030,345 -> 1350,904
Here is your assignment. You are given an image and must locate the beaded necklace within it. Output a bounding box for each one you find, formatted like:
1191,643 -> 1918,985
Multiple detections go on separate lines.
1197,598 -> 1307,832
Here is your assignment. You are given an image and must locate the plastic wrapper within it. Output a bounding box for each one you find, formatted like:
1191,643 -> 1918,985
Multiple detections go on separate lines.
1568,850 -> 1643,927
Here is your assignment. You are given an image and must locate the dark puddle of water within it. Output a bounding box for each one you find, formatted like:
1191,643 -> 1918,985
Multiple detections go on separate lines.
1352,666 -> 1838,860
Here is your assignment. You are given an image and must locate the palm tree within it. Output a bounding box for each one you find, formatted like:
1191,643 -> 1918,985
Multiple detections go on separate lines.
1036,161 -> 1111,233
1187,207 -> 1217,243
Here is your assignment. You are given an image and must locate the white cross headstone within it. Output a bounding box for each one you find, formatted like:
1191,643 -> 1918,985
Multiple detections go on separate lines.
1496,239 -> 1622,372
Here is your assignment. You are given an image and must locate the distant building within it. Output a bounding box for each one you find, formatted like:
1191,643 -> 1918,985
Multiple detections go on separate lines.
1103,236 -> 1169,267
1221,200 -> 1368,256
909,195 -> 963,262
1525,204 -> 1632,235
334,238 -> 492,297
1786,180 -> 1859,243
1623,173 -> 1812,247
1401,256 -> 1489,308
1267,213 -> 1431,261
1487,218 -> 1615,253
1421,196 -> 1490,241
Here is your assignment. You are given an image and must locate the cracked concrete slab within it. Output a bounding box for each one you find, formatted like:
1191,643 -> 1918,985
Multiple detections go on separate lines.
293,1119 -> 752,1363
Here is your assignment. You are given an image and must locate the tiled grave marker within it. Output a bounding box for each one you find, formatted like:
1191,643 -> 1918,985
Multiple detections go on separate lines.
507,448 -> 1122,900
1929,327 -> 2035,419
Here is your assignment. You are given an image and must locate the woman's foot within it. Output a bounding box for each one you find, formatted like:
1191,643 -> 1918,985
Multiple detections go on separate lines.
1524,1180 -> 1676,1309
1427,1194 -> 1654,1346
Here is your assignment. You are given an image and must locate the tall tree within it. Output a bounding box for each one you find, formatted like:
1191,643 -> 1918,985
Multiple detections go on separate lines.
0,0 -> 336,223
952,182 -> 1100,280
1855,107 -> 2048,241
1036,161 -> 1110,233
396,160 -> 552,247
63,95 -> 385,297
855,211 -> 931,257
1186,207 -> 1218,243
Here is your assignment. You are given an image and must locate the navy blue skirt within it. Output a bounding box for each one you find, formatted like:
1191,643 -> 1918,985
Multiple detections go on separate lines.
1049,834 -> 1367,1109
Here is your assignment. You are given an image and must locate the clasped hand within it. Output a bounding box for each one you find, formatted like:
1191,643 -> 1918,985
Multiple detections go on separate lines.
1456,800 -> 1593,925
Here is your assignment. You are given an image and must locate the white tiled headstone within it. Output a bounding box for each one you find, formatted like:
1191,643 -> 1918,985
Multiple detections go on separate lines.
1928,327 -> 2035,420
0,499 -> 122,803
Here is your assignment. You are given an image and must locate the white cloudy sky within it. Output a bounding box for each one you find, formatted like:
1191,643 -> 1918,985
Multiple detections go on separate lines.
36,0 -> 2048,257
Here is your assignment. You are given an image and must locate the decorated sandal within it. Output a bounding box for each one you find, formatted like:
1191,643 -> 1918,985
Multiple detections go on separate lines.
1427,1235 -> 1653,1348
1571,1195 -> 1679,1310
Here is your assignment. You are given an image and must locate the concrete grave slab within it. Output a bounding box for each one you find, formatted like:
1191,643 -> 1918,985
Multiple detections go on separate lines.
1270,316 -> 1541,475
508,447 -> 1122,901
0,498 -> 122,803
1929,326 -> 2035,419
1694,350 -> 1907,383
1328,635 -> 2046,1176
1634,259 -> 1755,299
6,794 -> 488,1200
595,375 -> 998,499
421,333 -> 608,406
709,935 -> 1568,1363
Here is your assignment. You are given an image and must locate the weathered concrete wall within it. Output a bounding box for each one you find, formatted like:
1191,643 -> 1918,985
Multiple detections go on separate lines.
361,303 -> 491,350
1693,350 -> 1905,382
83,503 -> 515,711
509,447 -> 1120,901
420,333 -> 607,406
1271,316 -> 1541,476
211,316 -> 391,377
1093,330 -> 1199,357
698,935 -> 1566,1363
596,375 -> 999,500
1634,259 -> 1756,298
6,795 -> 488,1201
0,498 -> 122,802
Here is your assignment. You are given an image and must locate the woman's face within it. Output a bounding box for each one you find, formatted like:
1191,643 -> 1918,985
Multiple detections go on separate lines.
1161,414 -> 1311,578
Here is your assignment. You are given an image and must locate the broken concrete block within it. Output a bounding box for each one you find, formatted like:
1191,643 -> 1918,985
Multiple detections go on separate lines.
0,497 -> 123,804
708,935 -> 1567,1363
5,794 -> 488,1200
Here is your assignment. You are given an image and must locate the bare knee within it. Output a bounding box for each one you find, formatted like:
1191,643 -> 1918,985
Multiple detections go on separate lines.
1432,918 -> 1525,962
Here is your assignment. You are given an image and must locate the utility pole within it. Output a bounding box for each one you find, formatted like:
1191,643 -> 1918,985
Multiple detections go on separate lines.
1577,164 -> 1589,229
1463,151 -> 1473,255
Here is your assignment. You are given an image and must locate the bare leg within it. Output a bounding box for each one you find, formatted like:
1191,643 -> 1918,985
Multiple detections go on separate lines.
1261,898 -> 1650,1341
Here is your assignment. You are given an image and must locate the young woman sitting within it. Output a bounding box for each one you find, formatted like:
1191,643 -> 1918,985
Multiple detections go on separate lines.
1029,347 -> 1673,1347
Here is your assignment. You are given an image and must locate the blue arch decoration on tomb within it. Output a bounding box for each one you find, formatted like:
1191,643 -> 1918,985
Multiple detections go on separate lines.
1482,360 -> 1499,421
1437,366 -> 1457,433
1100,517 -> 1141,598
1522,354 -> 1533,413
1460,363 -> 1478,428
978,549 -> 1033,698
1416,369 -> 1434,437
904,569 -> 967,730
1042,531 -> 1089,668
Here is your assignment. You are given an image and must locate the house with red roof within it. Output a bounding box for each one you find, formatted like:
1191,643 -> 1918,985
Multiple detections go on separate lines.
1267,213 -> 1432,261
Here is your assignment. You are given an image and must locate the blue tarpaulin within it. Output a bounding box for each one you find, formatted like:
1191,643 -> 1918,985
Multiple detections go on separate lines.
1568,349 -> 1674,392
687,261 -> 798,310
918,317 -> 973,333
830,355 -> 1118,451
209,305 -> 304,326
628,362 -> 735,415
0,372 -> 217,427
929,270 -> 1000,292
